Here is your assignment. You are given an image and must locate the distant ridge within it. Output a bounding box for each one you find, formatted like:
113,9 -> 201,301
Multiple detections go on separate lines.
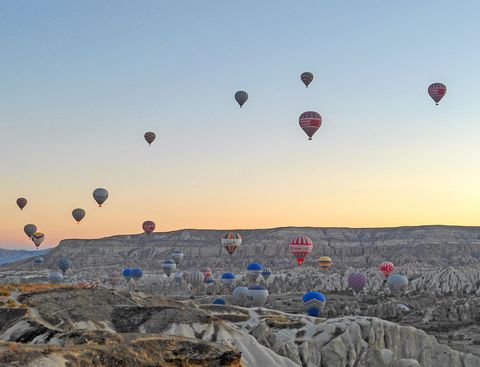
0,248 -> 50,265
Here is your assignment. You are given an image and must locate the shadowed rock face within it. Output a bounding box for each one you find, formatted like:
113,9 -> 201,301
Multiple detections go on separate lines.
4,225 -> 480,273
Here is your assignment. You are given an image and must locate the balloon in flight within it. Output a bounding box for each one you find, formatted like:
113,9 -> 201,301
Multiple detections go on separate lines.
300,72 -> 314,88
72,208 -> 86,223
57,258 -> 71,275
131,268 -> 144,281
142,221 -> 155,235
303,291 -> 326,317
122,268 -> 132,282
380,262 -> 394,277
189,271 -> 205,290
31,232 -> 45,249
222,232 -> 242,255
200,267 -> 213,282
387,274 -> 409,296
299,111 -> 322,140
162,259 -> 176,276
428,83 -> 447,105
318,256 -> 333,270
144,132 -> 156,146
171,249 -> 184,264
246,263 -> 263,283
247,285 -> 269,307
348,272 -> 367,294
48,271 -> 63,284
221,272 -> 236,287
234,91 -> 248,108
289,236 -> 313,265
16,198 -> 27,211
24,224 -> 37,238
93,188 -> 109,207
261,268 -> 272,281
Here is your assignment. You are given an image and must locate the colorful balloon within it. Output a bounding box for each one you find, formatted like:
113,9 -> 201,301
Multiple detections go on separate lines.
93,188 -> 109,207
57,258 -> 71,275
299,111 -> 322,140
380,262 -> 394,277
261,268 -> 272,281
142,221 -> 155,235
387,274 -> 409,296
318,256 -> 333,270
200,267 -> 213,282
235,91 -> 248,108
348,272 -> 367,294
24,224 -> 37,238
72,208 -> 86,223
303,291 -> 326,317
31,232 -> 45,249
144,132 -> 156,146
122,268 -> 132,282
428,83 -> 447,105
162,259 -> 176,276
222,232 -> 242,255
189,271 -> 204,290
16,198 -> 27,211
221,272 -> 236,288
300,72 -> 314,88
171,249 -> 184,264
289,236 -> 313,265
247,263 -> 263,283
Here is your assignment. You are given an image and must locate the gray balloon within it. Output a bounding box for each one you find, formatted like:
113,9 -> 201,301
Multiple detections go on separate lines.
24,224 -> 37,238
387,274 -> 409,296
232,286 -> 249,306
48,271 -> 64,284
162,260 -> 176,276
93,188 -> 109,207
189,271 -> 204,289
247,285 -> 269,307
72,208 -> 86,223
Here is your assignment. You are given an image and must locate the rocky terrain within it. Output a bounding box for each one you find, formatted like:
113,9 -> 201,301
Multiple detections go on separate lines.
1,287 -> 479,367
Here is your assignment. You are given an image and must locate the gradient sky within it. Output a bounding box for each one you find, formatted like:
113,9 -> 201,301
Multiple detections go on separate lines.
1,1 -> 480,249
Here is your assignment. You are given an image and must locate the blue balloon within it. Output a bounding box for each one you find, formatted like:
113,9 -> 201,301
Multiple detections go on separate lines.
131,267 -> 143,280
221,272 -> 236,280
247,263 -> 263,271
122,268 -> 132,281
303,291 -> 327,317
57,258 -> 71,275
34,256 -> 44,264
212,298 -> 226,305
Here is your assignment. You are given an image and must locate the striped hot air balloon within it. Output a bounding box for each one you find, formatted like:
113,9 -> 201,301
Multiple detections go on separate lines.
300,72 -> 314,88
299,111 -> 322,140
144,132 -> 156,145
234,91 -> 248,108
303,291 -> 326,317
221,232 -> 242,255
16,198 -> 27,211
348,272 -> 367,294
189,271 -> 205,290
142,221 -> 155,235
93,188 -> 109,207
24,224 -> 37,238
318,256 -> 333,270
289,236 -> 313,265
428,83 -> 447,105
31,232 -> 45,249
57,258 -> 71,275
162,259 -> 176,276
380,261 -> 394,277
72,208 -> 86,223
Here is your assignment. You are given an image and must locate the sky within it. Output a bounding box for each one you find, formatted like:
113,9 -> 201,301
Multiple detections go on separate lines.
1,1 -> 480,249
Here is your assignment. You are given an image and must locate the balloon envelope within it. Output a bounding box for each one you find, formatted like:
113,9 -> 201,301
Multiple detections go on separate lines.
234,91 -> 248,107
162,259 -> 176,276
387,274 -> 409,295
232,286 -> 249,306
142,221 -> 156,235
300,72 -> 314,87
57,258 -> 71,275
348,272 -> 367,293
131,268 -> 143,281
189,271 -> 205,289
72,208 -> 86,223
290,236 -> 313,265
93,188 -> 109,207
122,268 -> 132,282
380,262 -> 394,277
318,256 -> 333,270
144,131 -> 156,145
48,271 -> 64,284
221,232 -> 242,255
24,224 -> 37,238
200,267 -> 213,281
16,198 -> 27,210
171,249 -> 184,264
247,285 -> 269,307
221,272 -> 236,287
261,268 -> 272,281
428,83 -> 447,105
31,232 -> 45,248
299,111 -> 322,140
303,291 -> 326,317
212,298 -> 226,305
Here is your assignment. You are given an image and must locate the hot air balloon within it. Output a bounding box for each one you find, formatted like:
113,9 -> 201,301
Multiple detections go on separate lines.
131,268 -> 143,282
57,258 -> 71,275
142,221 -> 155,235
162,259 -> 176,276
122,268 -> 132,282
232,286 -> 249,306
246,263 -> 263,283
24,224 -> 37,238
31,232 -> 45,249
34,256 -> 44,264
144,132 -> 156,146
48,271 -> 63,284
221,272 -> 236,288
16,198 -> 27,211
300,72 -> 314,88
428,83 -> 447,105
261,268 -> 272,281
348,272 -> 367,294
380,262 -> 394,278
212,298 -> 226,305
299,111 -> 322,140
234,91 -> 248,108
72,208 -> 86,223
289,236 -> 313,265
221,232 -> 242,255
318,256 -> 333,270
200,267 -> 213,282
387,274 -> 409,296
174,271 -> 184,285
303,291 -> 326,317
93,188 -> 109,207
189,271 -> 204,290
171,249 -> 184,264
247,285 -> 269,307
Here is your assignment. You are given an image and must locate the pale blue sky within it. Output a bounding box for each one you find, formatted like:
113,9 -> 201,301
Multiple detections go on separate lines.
1,1 -> 480,248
